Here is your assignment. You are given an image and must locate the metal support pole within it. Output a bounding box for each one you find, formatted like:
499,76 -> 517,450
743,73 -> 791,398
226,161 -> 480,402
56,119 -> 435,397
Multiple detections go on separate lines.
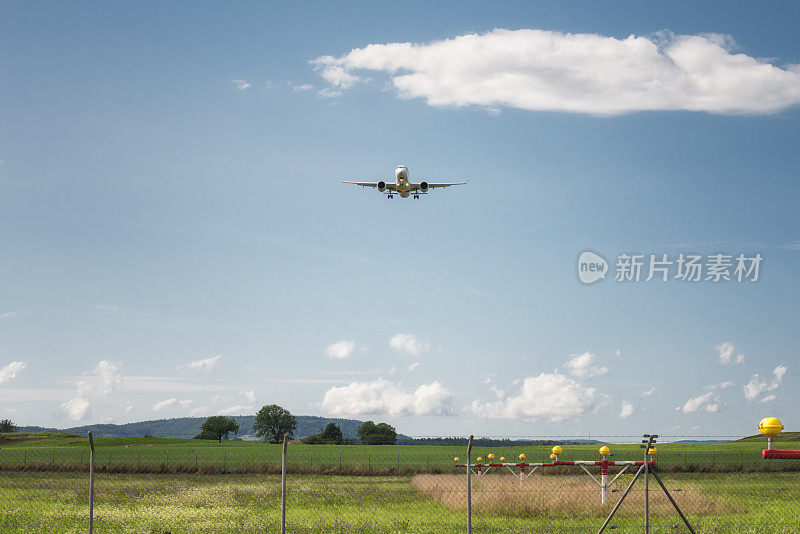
467,435 -> 474,534
597,465 -> 644,534
650,469 -> 696,534
644,451 -> 650,533
601,471 -> 608,505
88,431 -> 95,534
281,433 -> 288,534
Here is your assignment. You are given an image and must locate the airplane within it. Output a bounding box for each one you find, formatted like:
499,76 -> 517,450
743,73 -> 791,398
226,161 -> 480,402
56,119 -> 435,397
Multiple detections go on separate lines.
343,165 -> 467,199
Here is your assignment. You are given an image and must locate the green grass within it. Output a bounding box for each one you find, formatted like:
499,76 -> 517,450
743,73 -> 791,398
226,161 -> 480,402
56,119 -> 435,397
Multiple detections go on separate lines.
1,432 -> 799,473
0,471 -> 799,532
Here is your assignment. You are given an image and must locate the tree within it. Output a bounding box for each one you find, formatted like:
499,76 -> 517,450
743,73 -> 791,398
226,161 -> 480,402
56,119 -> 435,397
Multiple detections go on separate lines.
357,421 -> 397,445
253,404 -> 297,444
200,416 -> 239,443
0,419 -> 17,432
321,422 -> 344,444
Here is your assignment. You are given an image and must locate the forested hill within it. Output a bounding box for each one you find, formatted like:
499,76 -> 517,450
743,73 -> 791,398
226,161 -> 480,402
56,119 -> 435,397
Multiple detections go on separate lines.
20,415 -> 372,440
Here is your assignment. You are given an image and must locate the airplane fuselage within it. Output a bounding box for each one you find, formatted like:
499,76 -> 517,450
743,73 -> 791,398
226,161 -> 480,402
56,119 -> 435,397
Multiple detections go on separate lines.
394,165 -> 411,197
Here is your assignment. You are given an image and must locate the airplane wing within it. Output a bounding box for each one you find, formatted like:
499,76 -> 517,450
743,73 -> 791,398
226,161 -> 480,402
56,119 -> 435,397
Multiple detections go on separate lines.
342,181 -> 397,191
410,181 -> 468,191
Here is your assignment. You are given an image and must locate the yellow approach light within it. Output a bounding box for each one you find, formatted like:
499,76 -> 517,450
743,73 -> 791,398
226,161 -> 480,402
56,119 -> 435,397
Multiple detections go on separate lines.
758,417 -> 784,437
648,447 -> 657,456
454,457 -> 459,463
519,454 -> 526,461
599,446 -> 610,456
551,446 -> 563,456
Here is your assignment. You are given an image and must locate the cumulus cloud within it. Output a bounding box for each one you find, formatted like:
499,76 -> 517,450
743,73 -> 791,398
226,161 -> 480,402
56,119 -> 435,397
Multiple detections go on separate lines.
0,311 -> 18,319
312,29 -> 800,115
641,387 -> 656,398
389,334 -> 428,356
619,400 -> 634,418
149,399 -> 192,412
232,79 -> 251,90
0,361 -> 26,384
325,340 -> 355,359
564,352 -> 608,378
321,378 -> 453,416
744,365 -> 787,401
60,396 -> 91,420
241,390 -> 257,403
716,342 -> 745,365
187,354 -> 222,372
218,404 -> 253,414
680,392 -> 721,413
471,373 -> 597,423
59,360 -> 122,421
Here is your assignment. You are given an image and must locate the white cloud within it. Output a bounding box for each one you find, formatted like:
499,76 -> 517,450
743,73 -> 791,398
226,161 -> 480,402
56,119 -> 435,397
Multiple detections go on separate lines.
318,87 -> 343,98
241,390 -> 256,403
292,83 -> 313,91
564,352 -> 608,379
744,365 -> 787,401
124,404 -> 134,414
619,400 -> 634,418
681,392 -> 721,413
313,29 -> 800,116
389,333 -> 428,356
58,360 -> 122,421
716,342 -> 745,365
187,354 -> 222,372
720,381 -> 735,389
60,396 -> 91,421
759,395 -> 777,403
325,340 -> 355,359
408,362 -> 420,372
0,361 -> 26,384
218,404 -> 253,414
321,378 -> 453,416
153,398 -> 178,411
641,387 -> 656,398
232,79 -> 251,90
0,311 -> 17,319
472,373 -> 597,423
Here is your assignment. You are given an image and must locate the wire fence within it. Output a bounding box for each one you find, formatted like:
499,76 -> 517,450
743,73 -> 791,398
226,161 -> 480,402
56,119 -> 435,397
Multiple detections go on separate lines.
1,433 -> 799,532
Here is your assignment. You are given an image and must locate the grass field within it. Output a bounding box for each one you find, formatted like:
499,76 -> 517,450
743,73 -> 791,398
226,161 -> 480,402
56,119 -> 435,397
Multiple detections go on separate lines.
1,470 -> 799,532
2,432 -> 800,473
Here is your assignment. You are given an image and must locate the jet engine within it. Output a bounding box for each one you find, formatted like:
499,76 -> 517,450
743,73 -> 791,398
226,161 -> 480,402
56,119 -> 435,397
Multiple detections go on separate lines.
419,181 -> 429,192
377,181 -> 386,192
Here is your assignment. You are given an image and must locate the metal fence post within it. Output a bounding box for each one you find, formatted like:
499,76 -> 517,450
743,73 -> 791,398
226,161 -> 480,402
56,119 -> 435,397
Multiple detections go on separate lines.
281,433 -> 288,534
467,435 -> 474,534
88,431 -> 95,534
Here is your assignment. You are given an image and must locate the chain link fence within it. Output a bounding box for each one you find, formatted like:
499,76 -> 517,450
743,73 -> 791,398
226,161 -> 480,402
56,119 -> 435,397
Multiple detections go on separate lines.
1,434 -> 799,532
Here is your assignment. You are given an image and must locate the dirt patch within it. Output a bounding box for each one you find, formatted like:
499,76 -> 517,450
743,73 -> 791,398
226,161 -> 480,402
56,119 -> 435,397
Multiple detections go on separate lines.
411,473 -> 744,518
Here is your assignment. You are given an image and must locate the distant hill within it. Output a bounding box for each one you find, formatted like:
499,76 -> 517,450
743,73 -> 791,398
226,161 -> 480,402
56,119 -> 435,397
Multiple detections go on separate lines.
19,416 -> 398,440
736,432 -> 800,443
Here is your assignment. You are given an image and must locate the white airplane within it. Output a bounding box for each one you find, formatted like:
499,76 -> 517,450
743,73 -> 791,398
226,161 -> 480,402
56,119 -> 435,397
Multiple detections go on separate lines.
343,165 -> 467,199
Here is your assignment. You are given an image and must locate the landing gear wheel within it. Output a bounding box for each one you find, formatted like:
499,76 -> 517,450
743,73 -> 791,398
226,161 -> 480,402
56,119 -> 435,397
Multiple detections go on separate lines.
413,194 -> 419,199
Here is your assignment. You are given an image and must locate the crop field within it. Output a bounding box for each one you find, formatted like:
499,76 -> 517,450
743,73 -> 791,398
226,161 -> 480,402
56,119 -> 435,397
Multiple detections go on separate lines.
1,471 -> 799,532
1,433 -> 800,473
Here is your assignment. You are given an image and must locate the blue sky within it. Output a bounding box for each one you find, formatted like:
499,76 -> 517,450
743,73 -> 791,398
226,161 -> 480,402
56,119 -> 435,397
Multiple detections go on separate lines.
1,1 -> 799,439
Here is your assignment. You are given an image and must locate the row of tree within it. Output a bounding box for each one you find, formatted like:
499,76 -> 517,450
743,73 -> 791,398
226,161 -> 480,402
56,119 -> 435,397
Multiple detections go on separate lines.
196,405 -> 397,445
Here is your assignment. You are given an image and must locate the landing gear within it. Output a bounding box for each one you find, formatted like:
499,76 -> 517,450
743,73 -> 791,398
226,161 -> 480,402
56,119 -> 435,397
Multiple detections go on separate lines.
387,194 -> 394,199
413,194 -> 419,199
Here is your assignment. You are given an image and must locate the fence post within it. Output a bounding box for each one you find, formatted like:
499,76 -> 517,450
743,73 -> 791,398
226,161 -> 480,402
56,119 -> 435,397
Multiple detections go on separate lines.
467,435 -> 474,534
88,431 -> 95,534
281,433 -> 288,534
